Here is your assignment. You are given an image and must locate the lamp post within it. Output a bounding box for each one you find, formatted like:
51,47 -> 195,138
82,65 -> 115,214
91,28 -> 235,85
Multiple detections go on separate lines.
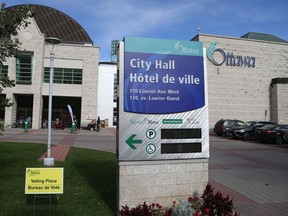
43,37 -> 61,166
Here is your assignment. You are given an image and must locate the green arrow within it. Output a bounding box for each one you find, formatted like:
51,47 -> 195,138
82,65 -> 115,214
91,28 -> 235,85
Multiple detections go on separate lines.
126,134 -> 142,149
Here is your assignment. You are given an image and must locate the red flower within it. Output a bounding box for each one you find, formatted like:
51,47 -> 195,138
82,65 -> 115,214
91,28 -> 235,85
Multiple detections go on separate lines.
172,200 -> 176,207
204,208 -> 210,214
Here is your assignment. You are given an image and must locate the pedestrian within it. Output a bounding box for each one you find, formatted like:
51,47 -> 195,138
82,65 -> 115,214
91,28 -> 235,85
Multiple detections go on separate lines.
73,115 -> 77,130
26,116 -> 32,128
96,116 -> 101,132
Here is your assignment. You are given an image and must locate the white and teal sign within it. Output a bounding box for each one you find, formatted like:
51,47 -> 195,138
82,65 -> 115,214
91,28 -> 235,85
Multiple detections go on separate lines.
124,37 -> 204,114
118,37 -> 209,161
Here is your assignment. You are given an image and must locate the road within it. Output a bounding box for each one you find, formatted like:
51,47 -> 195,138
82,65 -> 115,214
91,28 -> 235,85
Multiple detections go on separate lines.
209,135 -> 288,215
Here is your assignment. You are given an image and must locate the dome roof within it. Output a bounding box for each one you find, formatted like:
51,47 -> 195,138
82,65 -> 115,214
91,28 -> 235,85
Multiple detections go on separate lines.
8,4 -> 93,45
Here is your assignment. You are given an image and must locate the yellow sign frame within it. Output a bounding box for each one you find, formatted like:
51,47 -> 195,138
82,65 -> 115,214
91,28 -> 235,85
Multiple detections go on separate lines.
25,167 -> 64,194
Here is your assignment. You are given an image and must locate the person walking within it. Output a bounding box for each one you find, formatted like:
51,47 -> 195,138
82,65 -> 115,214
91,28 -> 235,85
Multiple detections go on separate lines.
96,116 -> 101,132
73,115 -> 77,131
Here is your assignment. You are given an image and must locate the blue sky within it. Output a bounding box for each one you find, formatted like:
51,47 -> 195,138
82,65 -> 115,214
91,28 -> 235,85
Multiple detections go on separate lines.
6,0 -> 288,61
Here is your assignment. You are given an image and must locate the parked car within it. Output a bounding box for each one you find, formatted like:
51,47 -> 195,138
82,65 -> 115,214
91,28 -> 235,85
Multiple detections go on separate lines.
284,129 -> 288,142
228,121 -> 277,141
254,124 -> 288,145
214,119 -> 244,136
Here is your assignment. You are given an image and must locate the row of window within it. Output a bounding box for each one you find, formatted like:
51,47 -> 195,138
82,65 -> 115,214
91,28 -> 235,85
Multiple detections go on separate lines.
16,53 -> 32,84
0,53 -> 83,85
0,65 -> 8,77
43,67 -> 82,84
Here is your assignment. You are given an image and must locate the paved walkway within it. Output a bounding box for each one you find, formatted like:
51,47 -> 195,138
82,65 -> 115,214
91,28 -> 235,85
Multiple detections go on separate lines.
38,145 -> 71,162
37,129 -> 79,162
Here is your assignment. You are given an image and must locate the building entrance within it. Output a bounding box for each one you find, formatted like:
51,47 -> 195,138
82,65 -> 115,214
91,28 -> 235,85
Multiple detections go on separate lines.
42,96 -> 81,128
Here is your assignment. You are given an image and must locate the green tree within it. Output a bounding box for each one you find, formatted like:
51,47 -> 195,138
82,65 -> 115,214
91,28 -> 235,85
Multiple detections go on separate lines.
0,3 -> 32,131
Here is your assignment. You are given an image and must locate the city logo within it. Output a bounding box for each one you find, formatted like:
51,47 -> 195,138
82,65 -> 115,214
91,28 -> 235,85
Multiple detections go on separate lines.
27,169 -> 40,176
206,42 -> 256,68
174,42 -> 200,54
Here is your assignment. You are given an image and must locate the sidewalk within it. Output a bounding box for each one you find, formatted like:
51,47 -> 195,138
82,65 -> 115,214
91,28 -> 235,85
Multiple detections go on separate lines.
0,127 -> 117,162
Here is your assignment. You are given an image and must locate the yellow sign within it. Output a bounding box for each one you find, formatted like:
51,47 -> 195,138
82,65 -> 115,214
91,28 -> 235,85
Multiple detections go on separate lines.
25,167 -> 64,194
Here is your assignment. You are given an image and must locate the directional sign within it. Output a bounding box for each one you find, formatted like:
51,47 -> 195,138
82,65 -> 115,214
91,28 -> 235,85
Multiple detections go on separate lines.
118,37 -> 209,161
126,134 -> 142,149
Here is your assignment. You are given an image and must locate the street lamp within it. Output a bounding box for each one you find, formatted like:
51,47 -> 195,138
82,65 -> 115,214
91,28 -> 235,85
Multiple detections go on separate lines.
43,37 -> 61,166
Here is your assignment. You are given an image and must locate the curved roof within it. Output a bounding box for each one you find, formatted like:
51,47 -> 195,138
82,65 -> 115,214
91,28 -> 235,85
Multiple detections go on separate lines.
9,4 -> 93,45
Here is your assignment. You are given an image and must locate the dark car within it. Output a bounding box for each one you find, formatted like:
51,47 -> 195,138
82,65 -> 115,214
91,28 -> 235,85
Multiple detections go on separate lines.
254,124 -> 288,145
214,119 -> 244,136
228,121 -> 277,141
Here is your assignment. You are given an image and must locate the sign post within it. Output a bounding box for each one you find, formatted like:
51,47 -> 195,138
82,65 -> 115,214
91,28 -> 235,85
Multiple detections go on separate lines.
118,37 -> 209,161
25,167 -> 64,194
25,167 -> 63,215
117,37 -> 209,208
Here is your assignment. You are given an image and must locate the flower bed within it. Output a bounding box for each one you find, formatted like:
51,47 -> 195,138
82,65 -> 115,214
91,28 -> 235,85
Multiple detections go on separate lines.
120,183 -> 240,216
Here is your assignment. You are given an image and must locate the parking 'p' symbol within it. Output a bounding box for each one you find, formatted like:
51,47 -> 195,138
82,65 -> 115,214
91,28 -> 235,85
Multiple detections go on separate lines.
146,129 -> 156,139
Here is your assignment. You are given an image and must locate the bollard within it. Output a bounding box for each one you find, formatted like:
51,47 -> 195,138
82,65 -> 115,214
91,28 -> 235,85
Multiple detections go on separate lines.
24,121 -> 28,133
71,123 -> 75,134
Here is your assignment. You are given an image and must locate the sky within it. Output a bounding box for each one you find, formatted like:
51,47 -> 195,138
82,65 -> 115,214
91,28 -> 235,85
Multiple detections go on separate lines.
5,0 -> 288,61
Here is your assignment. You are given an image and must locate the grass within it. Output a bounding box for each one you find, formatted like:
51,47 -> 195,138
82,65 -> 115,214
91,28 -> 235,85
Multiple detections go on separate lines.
0,142 -> 117,216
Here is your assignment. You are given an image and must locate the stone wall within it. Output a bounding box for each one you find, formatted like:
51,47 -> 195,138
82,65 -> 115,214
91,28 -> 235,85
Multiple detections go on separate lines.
270,78 -> 288,124
3,16 -> 99,128
193,34 -> 288,128
118,159 -> 208,209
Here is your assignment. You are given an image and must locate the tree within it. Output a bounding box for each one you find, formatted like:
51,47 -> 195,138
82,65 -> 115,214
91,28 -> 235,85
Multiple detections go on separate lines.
0,3 -> 33,131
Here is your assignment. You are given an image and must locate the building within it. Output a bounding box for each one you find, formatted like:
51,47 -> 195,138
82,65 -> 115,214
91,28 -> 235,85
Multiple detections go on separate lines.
2,4 -> 287,131
98,62 -> 117,127
192,32 -> 288,128
2,4 -> 100,129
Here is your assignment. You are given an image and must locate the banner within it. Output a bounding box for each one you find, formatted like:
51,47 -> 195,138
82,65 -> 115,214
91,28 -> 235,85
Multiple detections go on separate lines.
67,104 -> 74,123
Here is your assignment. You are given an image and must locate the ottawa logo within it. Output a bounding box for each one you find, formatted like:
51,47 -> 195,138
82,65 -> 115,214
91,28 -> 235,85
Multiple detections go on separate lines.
206,42 -> 256,68
206,42 -> 219,64
27,169 -> 40,175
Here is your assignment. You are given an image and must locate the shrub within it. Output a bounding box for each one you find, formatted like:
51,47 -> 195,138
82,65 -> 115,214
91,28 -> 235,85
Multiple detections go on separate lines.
120,183 -> 239,216
120,201 -> 171,216
201,183 -> 238,216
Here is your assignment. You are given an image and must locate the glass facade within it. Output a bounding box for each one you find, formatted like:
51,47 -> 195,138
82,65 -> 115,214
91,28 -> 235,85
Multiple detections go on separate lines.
0,65 -> 8,77
44,67 -> 82,84
16,53 -> 33,84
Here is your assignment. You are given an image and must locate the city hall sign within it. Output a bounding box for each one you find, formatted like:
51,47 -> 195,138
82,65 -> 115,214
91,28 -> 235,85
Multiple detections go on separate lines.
207,42 -> 256,68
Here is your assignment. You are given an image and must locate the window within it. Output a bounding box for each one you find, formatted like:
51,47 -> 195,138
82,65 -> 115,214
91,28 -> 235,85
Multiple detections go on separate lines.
16,53 -> 33,84
0,65 -> 8,77
44,67 -> 82,84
